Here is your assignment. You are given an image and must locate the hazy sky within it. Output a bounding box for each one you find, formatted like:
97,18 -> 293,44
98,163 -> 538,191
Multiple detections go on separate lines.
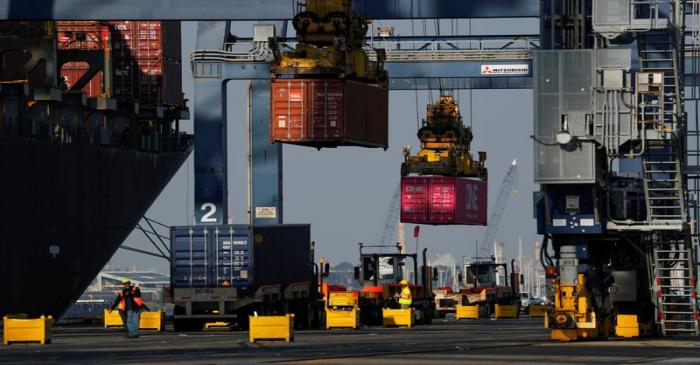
108,19 -> 540,273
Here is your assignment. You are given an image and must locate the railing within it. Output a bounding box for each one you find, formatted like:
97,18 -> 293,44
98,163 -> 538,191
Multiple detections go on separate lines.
367,37 -> 536,62
0,113 -> 193,153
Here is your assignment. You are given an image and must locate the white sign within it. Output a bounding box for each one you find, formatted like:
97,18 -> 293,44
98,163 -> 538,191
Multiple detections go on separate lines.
480,64 -> 529,75
255,206 -> 278,219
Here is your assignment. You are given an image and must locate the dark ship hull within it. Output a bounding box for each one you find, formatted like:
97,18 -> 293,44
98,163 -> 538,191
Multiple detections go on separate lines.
0,134 -> 190,318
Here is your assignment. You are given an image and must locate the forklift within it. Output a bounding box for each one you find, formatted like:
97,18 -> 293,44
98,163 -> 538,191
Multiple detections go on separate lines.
457,257 -> 521,318
353,243 -> 437,326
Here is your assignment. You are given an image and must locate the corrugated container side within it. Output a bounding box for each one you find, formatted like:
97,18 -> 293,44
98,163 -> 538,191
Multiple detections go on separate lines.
401,176 -> 487,226
56,21 -> 106,50
344,80 -> 389,147
170,225 -> 252,289
454,178 -> 488,225
252,225 -> 313,288
400,177 -> 429,222
60,66 -> 103,97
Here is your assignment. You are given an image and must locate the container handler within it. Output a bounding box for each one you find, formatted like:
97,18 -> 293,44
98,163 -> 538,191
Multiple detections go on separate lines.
402,94 -> 487,180
457,257 -> 521,318
353,243 -> 436,326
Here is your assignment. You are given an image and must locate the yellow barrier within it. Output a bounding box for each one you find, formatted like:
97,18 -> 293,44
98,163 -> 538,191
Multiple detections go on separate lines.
328,292 -> 356,307
382,308 -> 414,328
205,322 -> 231,329
326,308 -> 359,329
326,292 -> 359,329
103,309 -> 164,331
615,314 -> 639,338
139,310 -> 165,331
494,304 -> 518,319
3,315 -> 53,345
455,305 -> 479,320
104,309 -> 124,328
528,304 -> 549,317
249,314 -> 294,343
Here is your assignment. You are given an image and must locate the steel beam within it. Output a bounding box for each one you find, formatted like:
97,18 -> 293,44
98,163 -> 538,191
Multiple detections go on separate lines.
1,0 -> 539,20
249,80 -> 283,224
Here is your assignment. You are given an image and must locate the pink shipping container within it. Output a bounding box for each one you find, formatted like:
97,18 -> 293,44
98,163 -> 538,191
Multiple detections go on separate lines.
270,78 -> 388,149
401,176 -> 487,225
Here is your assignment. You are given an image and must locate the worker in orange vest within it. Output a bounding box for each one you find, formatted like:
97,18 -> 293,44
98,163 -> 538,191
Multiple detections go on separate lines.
109,278 -> 148,338
399,279 -> 413,309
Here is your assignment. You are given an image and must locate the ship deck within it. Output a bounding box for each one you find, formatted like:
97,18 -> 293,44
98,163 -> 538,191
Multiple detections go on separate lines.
2,317 -> 699,364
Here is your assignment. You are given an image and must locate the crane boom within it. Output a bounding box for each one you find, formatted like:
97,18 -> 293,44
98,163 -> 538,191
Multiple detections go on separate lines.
379,184 -> 401,247
479,159 -> 518,257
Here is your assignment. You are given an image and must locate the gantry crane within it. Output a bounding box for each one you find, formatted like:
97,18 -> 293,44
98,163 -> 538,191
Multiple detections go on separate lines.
478,159 -> 518,258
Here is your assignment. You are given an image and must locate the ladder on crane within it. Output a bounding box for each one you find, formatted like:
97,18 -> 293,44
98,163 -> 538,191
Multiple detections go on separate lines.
478,159 -> 518,257
637,2 -> 699,335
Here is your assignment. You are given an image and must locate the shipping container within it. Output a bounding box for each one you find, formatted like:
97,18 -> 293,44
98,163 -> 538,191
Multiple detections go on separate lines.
170,224 -> 313,294
56,21 -> 183,106
60,65 -> 103,97
401,176 -> 488,225
270,78 -> 388,148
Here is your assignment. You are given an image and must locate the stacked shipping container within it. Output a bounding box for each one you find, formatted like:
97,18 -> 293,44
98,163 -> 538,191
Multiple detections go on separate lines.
56,21 -> 182,106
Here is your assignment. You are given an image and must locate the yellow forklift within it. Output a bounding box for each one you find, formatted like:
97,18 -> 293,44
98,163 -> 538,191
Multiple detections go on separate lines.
353,243 -> 436,326
456,257 -> 521,319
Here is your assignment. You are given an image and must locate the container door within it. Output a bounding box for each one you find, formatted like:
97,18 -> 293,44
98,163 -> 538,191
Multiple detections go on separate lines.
271,79 -> 306,141
171,228 -> 208,288
401,177 -> 429,223
212,226 -> 252,291
428,176 -> 456,224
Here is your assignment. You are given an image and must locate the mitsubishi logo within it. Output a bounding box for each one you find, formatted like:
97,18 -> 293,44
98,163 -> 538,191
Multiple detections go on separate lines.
465,185 -> 478,211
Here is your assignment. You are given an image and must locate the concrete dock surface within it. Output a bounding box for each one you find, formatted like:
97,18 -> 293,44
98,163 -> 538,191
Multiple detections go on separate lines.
2,318 -> 699,364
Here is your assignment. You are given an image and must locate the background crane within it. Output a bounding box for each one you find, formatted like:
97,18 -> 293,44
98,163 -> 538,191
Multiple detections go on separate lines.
478,159 -> 519,258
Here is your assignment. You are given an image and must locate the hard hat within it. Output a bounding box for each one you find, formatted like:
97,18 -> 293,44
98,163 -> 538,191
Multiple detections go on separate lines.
121,278 -> 131,284
400,279 -> 409,285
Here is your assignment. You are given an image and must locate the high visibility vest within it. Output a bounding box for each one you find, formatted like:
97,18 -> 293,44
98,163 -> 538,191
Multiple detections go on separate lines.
399,286 -> 412,305
117,287 -> 145,311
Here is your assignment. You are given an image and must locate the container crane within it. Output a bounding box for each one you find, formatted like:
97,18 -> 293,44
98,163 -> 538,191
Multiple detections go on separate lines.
478,159 -> 518,257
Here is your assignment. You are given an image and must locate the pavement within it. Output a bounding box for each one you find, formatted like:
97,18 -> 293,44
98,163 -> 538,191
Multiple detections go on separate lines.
1,317 -> 699,364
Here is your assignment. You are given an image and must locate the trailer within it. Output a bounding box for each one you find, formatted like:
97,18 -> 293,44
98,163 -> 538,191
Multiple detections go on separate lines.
170,224 -> 321,331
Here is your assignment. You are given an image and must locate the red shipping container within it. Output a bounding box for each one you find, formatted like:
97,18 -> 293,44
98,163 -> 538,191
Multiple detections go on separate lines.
60,64 -> 103,97
57,21 -> 182,106
270,78 -> 388,148
56,21 -> 108,50
400,176 -> 487,225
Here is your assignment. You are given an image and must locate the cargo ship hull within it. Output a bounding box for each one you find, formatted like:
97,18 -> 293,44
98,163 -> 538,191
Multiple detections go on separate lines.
0,135 -> 190,318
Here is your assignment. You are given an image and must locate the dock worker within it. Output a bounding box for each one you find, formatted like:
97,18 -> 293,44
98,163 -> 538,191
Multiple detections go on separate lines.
109,278 -> 148,338
399,279 -> 412,309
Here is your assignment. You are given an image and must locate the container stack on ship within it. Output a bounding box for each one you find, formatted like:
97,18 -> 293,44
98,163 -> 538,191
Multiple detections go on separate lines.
400,95 -> 488,225
270,0 -> 389,149
0,21 -> 192,319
